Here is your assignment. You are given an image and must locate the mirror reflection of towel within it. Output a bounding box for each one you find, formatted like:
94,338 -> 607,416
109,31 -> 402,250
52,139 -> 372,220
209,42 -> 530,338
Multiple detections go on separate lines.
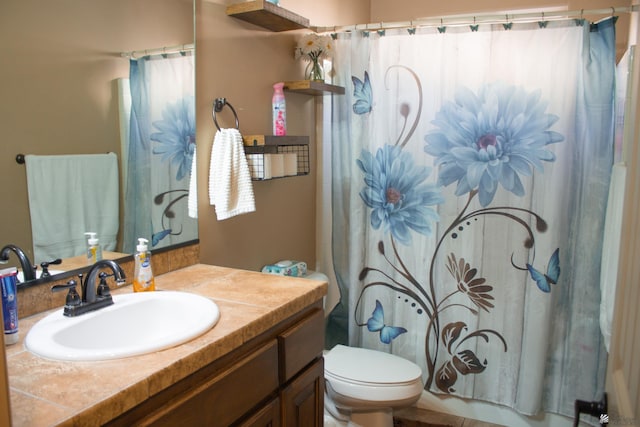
208,128 -> 255,220
25,153 -> 119,264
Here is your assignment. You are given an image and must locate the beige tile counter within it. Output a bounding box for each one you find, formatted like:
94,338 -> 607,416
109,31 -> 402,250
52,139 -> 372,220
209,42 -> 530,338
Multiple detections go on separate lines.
6,264 -> 327,427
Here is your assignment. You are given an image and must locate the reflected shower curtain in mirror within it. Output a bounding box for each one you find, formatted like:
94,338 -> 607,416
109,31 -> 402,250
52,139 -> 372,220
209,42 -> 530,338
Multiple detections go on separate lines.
325,18 -> 615,419
124,54 -> 197,253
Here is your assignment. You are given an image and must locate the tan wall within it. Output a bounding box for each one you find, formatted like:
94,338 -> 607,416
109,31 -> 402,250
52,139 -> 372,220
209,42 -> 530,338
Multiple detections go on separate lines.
0,0 -> 193,262
195,0 -> 369,272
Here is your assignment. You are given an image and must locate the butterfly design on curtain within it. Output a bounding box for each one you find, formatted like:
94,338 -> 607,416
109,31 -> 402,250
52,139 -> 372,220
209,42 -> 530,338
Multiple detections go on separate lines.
527,248 -> 560,293
352,71 -> 372,114
367,300 -> 407,344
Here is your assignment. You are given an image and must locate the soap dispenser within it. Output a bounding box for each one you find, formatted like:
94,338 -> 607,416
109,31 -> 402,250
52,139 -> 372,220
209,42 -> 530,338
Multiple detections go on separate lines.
133,238 -> 155,292
84,232 -> 103,265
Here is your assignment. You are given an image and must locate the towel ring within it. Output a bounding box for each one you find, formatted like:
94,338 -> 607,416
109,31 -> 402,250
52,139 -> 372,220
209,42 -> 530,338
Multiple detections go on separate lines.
212,98 -> 239,131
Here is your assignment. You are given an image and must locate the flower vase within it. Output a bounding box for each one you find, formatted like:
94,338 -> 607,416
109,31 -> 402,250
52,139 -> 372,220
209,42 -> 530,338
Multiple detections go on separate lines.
305,58 -> 324,82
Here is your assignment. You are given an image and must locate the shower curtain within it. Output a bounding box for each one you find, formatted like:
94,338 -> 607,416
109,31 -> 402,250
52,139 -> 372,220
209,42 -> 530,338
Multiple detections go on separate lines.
124,53 -> 197,253
325,17 -> 615,418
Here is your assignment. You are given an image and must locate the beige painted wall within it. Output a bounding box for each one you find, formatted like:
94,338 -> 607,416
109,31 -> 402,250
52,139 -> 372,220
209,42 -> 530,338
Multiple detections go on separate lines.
0,0 -> 193,263
195,0 -> 369,272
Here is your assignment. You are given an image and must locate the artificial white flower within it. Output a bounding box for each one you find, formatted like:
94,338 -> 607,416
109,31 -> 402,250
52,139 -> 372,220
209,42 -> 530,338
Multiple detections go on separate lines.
295,33 -> 333,61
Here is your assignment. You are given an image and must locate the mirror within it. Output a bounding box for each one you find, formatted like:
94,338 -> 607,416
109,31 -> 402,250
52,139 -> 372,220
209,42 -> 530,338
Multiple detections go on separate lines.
0,0 -> 196,281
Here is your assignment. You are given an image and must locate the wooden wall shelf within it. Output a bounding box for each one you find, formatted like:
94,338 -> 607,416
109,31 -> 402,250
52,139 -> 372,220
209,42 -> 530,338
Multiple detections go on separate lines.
226,1 -> 309,32
283,80 -> 345,96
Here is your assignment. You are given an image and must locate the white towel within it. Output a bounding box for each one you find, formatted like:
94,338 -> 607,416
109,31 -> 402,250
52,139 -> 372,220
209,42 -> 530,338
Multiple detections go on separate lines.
599,162 -> 627,352
188,145 -> 198,219
208,128 -> 255,220
25,153 -> 119,264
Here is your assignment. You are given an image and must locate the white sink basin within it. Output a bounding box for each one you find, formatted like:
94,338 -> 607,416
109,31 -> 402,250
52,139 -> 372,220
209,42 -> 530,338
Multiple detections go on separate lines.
17,269 -> 65,282
25,291 -> 220,361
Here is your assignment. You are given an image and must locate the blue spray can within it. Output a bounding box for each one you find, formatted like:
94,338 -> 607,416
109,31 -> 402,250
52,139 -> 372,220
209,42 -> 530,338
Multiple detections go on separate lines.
0,267 -> 19,345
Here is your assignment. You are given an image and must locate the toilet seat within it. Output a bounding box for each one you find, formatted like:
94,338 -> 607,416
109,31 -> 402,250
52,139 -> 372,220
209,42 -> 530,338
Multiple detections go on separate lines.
324,345 -> 423,402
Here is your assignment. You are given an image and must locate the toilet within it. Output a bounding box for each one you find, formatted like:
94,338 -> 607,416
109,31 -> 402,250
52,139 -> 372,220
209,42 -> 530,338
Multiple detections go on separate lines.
322,344 -> 423,427
265,265 -> 424,427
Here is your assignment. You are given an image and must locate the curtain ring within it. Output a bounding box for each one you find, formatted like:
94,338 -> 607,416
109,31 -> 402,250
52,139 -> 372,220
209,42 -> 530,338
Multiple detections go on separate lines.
611,6 -> 615,17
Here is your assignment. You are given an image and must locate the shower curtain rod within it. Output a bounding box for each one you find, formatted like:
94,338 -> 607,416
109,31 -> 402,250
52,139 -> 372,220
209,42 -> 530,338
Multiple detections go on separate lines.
313,5 -> 638,33
120,43 -> 194,59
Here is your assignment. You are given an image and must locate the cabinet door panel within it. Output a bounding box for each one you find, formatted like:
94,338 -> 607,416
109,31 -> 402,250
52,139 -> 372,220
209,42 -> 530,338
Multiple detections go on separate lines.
281,358 -> 324,427
278,308 -> 324,383
144,341 -> 279,427
237,397 -> 281,427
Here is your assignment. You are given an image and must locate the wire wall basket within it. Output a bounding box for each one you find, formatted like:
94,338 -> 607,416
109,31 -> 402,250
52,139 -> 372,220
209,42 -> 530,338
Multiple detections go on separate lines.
245,143 -> 309,181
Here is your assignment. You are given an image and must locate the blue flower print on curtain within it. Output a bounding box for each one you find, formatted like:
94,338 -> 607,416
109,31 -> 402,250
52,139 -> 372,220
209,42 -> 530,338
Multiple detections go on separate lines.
148,95 -> 196,247
352,71 -> 563,394
357,144 -> 443,245
151,95 -> 196,182
424,83 -> 564,207
125,54 -> 196,253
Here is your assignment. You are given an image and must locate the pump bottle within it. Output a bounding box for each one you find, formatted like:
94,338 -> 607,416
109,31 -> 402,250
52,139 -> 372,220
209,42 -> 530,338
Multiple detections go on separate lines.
84,232 -> 103,265
133,238 -> 155,292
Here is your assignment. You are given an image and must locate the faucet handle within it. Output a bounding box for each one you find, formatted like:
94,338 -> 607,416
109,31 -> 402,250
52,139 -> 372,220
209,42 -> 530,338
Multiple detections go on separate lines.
97,272 -> 111,297
40,258 -> 62,278
52,280 -> 81,307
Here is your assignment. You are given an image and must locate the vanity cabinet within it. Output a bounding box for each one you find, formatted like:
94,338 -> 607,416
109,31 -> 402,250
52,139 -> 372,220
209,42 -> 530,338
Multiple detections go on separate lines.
106,304 -> 324,427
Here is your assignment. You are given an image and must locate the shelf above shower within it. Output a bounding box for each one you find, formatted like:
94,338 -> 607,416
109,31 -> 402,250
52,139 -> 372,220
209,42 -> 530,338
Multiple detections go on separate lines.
283,80 -> 345,96
226,1 -> 309,32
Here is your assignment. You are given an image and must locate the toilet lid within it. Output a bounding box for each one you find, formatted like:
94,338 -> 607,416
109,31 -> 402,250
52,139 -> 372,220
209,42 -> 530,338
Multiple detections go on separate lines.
324,345 -> 422,385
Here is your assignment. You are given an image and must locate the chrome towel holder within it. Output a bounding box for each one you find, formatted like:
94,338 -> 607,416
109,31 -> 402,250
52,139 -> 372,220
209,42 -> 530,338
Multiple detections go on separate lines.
212,98 -> 239,131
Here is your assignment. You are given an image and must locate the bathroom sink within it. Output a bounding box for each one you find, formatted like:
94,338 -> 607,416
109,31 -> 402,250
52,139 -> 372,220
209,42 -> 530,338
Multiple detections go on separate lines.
25,291 -> 220,361
17,269 -> 65,282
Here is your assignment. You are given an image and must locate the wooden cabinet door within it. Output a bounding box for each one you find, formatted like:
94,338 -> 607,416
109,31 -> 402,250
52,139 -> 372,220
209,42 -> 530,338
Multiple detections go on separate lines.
280,358 -> 324,427
116,341 -> 279,427
238,397 -> 281,427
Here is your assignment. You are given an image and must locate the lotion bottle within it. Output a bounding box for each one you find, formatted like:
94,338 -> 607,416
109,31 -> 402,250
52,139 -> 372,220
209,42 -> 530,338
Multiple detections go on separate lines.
272,82 -> 287,136
133,238 -> 155,292
84,232 -> 103,265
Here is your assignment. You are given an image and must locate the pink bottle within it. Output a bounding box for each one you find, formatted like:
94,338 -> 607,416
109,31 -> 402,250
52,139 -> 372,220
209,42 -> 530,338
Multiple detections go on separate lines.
272,82 -> 287,136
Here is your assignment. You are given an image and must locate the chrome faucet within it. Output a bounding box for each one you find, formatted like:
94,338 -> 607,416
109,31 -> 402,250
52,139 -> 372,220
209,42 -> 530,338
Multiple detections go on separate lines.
52,259 -> 126,317
0,244 -> 36,281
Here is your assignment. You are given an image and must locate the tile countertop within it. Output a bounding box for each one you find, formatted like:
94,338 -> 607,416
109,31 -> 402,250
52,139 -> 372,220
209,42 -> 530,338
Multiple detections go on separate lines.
6,264 -> 328,427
